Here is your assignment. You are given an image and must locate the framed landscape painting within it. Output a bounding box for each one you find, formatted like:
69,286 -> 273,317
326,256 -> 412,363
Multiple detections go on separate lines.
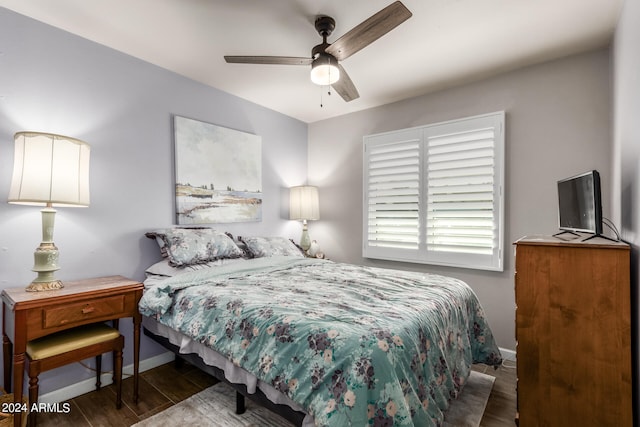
174,116 -> 262,224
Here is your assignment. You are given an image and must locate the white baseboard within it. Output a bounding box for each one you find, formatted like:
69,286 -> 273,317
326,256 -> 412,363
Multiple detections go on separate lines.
499,347 -> 516,361
39,351 -> 175,404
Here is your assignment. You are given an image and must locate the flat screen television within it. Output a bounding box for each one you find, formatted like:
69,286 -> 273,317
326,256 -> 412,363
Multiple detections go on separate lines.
556,170 -> 603,237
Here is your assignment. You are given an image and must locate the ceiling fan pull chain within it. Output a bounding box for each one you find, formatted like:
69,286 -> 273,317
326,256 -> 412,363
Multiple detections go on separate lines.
328,58 -> 333,95
320,84 -> 333,108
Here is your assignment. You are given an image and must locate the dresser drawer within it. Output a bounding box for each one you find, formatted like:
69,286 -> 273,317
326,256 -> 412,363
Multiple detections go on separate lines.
43,295 -> 126,328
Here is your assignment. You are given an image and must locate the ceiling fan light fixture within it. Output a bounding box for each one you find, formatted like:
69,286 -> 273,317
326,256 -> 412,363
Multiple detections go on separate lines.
310,53 -> 340,86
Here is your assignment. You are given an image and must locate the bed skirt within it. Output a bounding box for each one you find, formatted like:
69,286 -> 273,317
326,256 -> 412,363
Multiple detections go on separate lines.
142,316 -> 314,426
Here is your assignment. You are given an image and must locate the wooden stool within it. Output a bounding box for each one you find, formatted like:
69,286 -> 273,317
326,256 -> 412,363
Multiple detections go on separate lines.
25,323 -> 124,426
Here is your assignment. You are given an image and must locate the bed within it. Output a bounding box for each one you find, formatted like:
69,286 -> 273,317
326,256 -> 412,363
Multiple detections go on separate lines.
139,228 -> 502,427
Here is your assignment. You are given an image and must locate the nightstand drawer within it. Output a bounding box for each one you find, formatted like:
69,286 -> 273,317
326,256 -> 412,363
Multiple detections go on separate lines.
43,295 -> 125,328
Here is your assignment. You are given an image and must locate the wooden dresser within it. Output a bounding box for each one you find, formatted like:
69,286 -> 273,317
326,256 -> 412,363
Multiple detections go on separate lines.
514,236 -> 631,427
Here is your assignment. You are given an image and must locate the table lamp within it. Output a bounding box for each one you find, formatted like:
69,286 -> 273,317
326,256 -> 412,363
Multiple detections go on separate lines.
289,185 -> 319,251
8,132 -> 90,292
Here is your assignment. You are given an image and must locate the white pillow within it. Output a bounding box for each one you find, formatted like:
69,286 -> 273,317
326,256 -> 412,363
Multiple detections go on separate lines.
145,257 -> 247,277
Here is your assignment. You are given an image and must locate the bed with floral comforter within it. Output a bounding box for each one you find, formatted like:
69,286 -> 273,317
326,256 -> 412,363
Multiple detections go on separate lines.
139,256 -> 501,427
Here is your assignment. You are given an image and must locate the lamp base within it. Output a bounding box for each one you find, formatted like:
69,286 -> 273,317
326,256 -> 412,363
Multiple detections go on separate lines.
25,279 -> 64,292
300,230 -> 311,252
299,220 -> 311,251
27,208 -> 63,292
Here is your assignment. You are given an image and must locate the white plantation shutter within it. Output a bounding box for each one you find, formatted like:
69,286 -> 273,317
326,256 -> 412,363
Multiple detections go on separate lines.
363,112 -> 504,271
364,129 -> 422,261
426,128 -> 496,254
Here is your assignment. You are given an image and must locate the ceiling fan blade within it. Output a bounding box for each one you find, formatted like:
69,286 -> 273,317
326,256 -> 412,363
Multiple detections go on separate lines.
224,56 -> 312,65
332,65 -> 359,102
325,1 -> 412,61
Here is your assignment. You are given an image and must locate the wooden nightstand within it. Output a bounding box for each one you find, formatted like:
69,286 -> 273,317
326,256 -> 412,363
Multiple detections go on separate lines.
1,276 -> 143,427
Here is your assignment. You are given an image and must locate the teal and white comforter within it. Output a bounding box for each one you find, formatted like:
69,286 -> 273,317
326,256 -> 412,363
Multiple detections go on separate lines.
139,256 -> 502,426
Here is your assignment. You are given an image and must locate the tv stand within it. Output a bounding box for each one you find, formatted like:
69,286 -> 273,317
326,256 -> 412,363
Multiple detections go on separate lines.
553,230 -> 618,242
552,230 -> 581,239
580,233 -> 618,242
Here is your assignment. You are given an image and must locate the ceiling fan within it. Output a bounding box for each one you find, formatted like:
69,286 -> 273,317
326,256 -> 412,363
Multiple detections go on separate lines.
224,1 -> 412,103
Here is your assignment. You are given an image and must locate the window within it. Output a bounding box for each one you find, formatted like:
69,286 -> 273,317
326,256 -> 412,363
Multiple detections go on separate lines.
363,112 -> 504,271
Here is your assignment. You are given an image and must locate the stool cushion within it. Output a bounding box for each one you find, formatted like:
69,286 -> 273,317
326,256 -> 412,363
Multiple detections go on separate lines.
27,323 -> 120,360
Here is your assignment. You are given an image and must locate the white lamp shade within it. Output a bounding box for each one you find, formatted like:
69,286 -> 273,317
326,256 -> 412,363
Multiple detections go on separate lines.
8,132 -> 90,207
289,185 -> 320,221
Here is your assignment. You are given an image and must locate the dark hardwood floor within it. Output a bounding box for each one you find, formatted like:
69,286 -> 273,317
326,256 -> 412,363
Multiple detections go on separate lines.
36,359 -> 517,426
473,360 -> 518,427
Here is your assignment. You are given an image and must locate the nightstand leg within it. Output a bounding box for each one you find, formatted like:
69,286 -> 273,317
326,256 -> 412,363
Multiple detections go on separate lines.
2,333 -> 12,392
133,314 -> 140,403
13,353 -> 25,427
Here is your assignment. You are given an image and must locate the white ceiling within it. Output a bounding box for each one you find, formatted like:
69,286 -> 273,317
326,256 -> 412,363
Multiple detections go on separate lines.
0,0 -> 624,123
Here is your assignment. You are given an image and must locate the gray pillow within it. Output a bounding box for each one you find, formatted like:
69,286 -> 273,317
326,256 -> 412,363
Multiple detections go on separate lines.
146,228 -> 244,267
239,236 -> 304,258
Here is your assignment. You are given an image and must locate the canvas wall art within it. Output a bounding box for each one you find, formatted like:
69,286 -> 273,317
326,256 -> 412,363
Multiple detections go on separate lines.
174,116 -> 262,224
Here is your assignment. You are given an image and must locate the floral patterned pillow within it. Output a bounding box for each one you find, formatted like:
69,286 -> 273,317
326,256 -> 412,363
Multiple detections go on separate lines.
146,228 -> 244,267
240,236 -> 304,258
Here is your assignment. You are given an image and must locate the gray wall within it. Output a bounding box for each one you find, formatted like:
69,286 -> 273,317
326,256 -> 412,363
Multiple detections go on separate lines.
308,48 -> 613,350
0,8 -> 308,394
613,0 -> 640,413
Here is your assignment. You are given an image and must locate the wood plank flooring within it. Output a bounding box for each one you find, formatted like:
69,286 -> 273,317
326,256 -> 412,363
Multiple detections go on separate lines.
35,359 -> 517,426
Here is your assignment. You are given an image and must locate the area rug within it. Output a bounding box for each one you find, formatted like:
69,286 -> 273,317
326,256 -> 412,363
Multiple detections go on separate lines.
134,371 -> 495,427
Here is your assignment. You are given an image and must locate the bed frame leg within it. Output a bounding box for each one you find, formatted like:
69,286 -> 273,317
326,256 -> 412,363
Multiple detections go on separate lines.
236,391 -> 246,414
174,355 -> 184,370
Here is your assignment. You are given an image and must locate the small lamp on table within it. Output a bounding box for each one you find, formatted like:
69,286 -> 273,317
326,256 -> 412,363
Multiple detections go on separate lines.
8,132 -> 91,292
289,185 -> 319,252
